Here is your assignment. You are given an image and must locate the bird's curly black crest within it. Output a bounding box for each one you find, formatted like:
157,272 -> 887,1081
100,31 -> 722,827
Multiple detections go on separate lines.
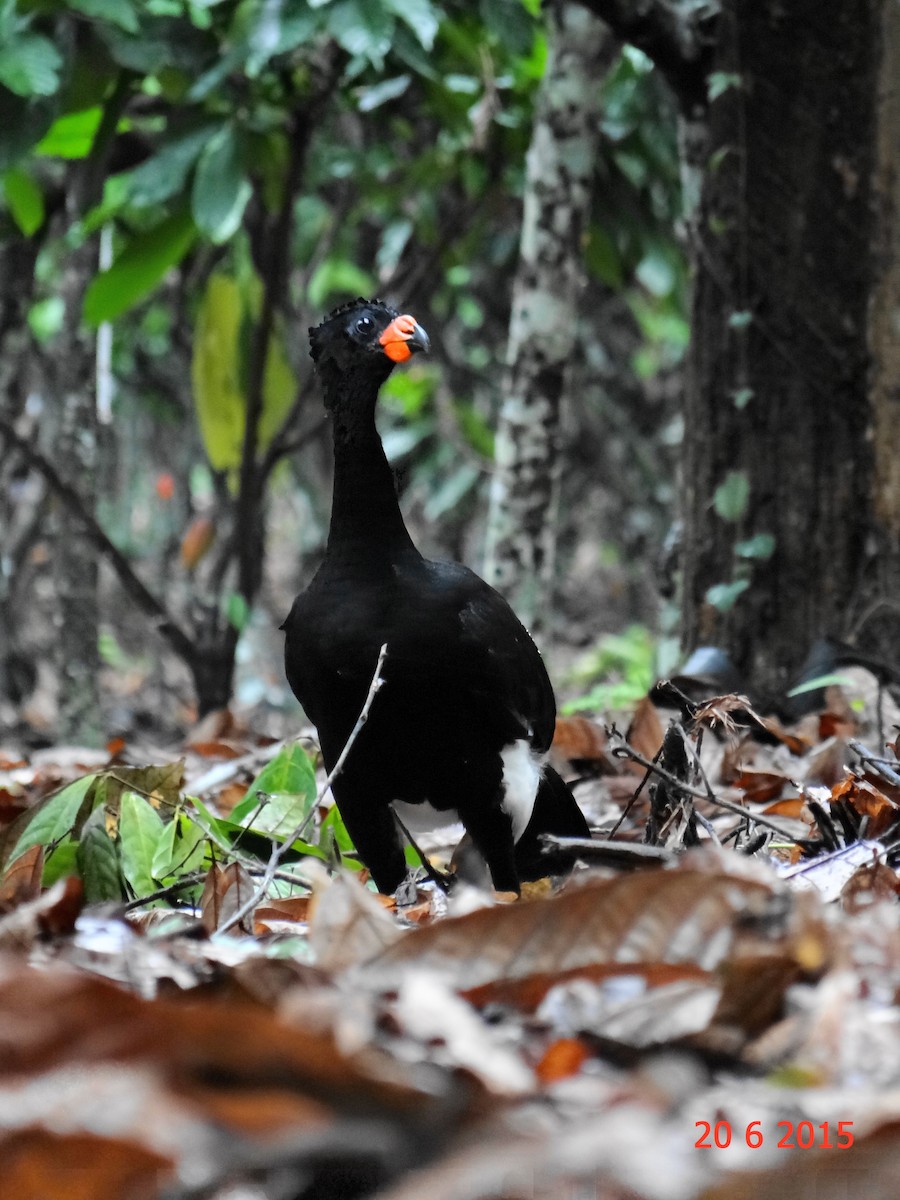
308,297 -> 398,363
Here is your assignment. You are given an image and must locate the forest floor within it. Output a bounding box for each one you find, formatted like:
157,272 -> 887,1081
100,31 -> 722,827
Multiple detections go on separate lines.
1,665 -> 899,1199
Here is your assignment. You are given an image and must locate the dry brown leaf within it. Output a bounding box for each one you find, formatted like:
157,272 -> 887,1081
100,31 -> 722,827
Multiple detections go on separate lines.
200,861 -> 254,935
535,1037 -> 591,1083
0,958 -> 469,1197
840,862 -> 900,912
551,715 -> 616,768
733,770 -> 788,805
0,1129 -> 172,1200
369,870 -> 785,990
0,844 -> 43,911
0,877 -> 83,950
0,959 -> 459,1114
714,955 -> 802,1038
626,696 -> 665,762
462,960 -> 711,1013
831,775 -> 900,837
254,894 -> 312,934
761,797 -> 806,818
104,761 -> 185,816
188,740 -> 245,760
180,513 -> 215,568
309,871 -> 402,971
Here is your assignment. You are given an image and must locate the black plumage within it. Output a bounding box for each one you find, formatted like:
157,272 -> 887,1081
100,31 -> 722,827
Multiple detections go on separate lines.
281,299 -> 589,893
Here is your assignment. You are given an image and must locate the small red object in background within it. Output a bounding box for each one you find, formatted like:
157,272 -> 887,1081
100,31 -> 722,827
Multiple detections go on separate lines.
155,472 -> 176,501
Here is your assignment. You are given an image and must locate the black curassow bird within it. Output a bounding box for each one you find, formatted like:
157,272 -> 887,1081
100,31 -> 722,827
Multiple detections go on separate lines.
281,299 -> 590,893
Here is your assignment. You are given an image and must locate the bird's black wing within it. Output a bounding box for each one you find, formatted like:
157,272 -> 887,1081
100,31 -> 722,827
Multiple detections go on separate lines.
413,559 -> 558,752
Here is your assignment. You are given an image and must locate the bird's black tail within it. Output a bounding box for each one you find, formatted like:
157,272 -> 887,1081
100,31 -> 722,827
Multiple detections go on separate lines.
514,765 -> 590,881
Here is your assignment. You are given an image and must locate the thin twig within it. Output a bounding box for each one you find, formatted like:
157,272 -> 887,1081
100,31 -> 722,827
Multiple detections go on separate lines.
610,737 -> 807,845
122,871 -> 207,912
0,414 -> 197,666
849,739 -> 900,789
392,810 -> 452,893
218,644 -> 389,933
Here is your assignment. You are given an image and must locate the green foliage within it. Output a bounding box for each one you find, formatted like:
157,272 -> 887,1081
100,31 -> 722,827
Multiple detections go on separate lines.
231,743 -> 317,834
1,166 -> 44,233
83,208 -> 197,324
0,2 -> 63,98
191,271 -> 297,474
0,0 -> 688,723
705,578 -> 750,612
1,745 -> 357,907
192,125 -> 252,243
563,625 -> 657,713
713,470 -> 750,522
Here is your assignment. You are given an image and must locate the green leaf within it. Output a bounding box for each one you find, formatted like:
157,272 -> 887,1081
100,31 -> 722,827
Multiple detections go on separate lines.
28,296 -> 65,342
704,578 -> 750,612
119,791 -> 164,898
35,107 -> 103,158
325,0 -> 393,65
307,258 -> 376,309
69,0 -> 140,33
187,793 -> 231,844
121,125 -> 214,208
0,89 -> 57,171
8,774 -> 97,864
42,837 -> 80,887
728,309 -> 753,330
151,811 -> 208,879
735,533 -> 775,560
83,207 -> 197,324
320,805 -> 355,854
1,167 -> 44,234
231,744 -> 317,827
585,224 -> 623,288
78,806 -> 122,903
708,71 -> 742,102
191,125 -> 252,243
712,470 -> 750,522
0,34 -> 62,97
356,74 -> 412,112
192,273 -> 246,470
383,0 -> 438,50
225,591 -> 249,632
786,673 -> 856,699
191,271 -> 298,473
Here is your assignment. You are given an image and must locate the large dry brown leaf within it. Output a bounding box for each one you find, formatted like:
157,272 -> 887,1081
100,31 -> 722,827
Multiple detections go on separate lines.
462,960 -> 711,1014
0,957 -> 470,1198
0,1129 -> 171,1200
368,869 -> 787,990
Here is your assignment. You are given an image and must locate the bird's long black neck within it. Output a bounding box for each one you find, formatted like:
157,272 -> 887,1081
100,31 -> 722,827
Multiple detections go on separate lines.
323,368 -> 418,567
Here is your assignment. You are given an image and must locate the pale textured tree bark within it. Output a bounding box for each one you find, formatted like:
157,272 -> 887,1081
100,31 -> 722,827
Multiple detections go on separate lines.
49,242 -> 103,744
484,0 -> 616,628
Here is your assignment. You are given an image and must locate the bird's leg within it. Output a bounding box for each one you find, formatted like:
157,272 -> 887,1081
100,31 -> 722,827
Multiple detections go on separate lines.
332,786 -> 408,895
457,795 -> 519,894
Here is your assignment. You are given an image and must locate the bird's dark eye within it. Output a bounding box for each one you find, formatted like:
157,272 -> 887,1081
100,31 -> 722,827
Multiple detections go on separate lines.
355,316 -> 374,334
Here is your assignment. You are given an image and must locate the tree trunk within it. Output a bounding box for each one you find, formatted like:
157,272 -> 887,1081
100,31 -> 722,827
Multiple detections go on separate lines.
680,0 -> 894,703
484,1 -> 615,628
48,241 -> 103,744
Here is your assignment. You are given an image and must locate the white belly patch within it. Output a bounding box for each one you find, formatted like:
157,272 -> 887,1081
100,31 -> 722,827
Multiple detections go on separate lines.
500,739 -> 542,842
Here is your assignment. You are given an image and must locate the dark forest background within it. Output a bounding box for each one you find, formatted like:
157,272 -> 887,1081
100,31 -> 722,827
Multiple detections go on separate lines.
1,0 -> 897,748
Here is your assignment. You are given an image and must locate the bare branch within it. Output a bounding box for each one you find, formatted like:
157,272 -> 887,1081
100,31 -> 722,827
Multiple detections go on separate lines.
0,413 -> 197,666
575,0 -> 718,113
609,731 -> 808,844
218,643 -> 389,933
